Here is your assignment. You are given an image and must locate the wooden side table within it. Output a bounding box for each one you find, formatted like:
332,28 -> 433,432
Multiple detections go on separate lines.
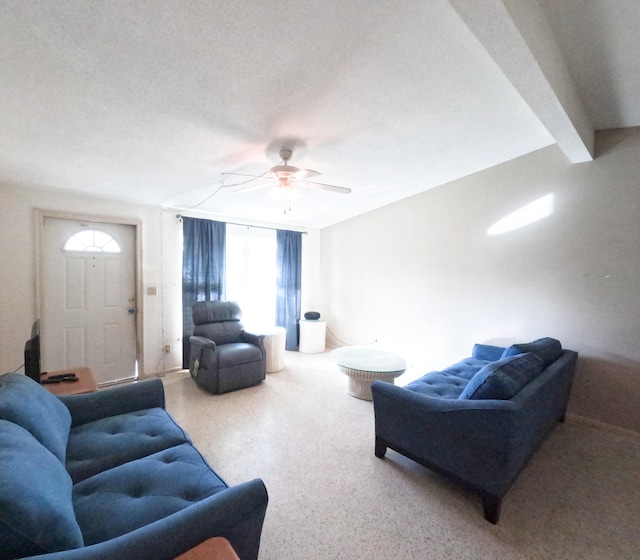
175,537 -> 240,560
41,367 -> 97,396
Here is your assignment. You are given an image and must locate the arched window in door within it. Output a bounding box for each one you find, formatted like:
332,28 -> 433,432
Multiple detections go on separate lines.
63,229 -> 121,253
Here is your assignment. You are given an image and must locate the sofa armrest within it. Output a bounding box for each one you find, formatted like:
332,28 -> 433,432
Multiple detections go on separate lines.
29,478 -> 268,560
59,378 -> 165,428
471,343 -> 506,361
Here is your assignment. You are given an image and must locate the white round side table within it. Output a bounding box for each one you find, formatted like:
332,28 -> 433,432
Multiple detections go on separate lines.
262,327 -> 286,373
329,346 -> 407,400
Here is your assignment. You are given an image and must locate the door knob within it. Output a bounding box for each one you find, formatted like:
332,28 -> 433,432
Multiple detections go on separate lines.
128,307 -> 135,314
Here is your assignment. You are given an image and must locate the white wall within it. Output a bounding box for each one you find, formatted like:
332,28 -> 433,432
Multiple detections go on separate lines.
0,189 -> 321,378
0,185 -> 177,377
320,127 -> 640,433
301,228 -> 322,316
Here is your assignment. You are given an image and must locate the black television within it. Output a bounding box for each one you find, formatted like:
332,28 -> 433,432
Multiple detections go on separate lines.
24,321 -> 41,383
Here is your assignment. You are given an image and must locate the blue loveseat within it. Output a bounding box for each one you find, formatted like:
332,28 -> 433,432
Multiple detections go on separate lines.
372,337 -> 577,524
0,374 -> 268,560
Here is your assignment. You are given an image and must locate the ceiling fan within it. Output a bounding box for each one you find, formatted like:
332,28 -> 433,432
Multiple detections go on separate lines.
223,148 -> 351,213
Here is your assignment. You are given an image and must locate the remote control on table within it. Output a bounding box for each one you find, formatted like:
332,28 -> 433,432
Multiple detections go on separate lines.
47,373 -> 76,380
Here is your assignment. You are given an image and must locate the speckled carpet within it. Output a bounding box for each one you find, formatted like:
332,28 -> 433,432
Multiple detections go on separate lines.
162,351 -> 640,560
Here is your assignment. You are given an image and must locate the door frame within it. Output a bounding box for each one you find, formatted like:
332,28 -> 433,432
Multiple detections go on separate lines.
35,209 -> 144,377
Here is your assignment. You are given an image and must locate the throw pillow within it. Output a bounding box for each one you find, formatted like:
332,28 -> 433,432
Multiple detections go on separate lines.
501,337 -> 562,367
459,353 -> 544,400
0,420 -> 84,559
0,373 -> 71,463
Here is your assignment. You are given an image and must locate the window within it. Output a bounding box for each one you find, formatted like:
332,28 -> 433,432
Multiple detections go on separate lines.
63,229 -> 121,253
225,225 -> 276,328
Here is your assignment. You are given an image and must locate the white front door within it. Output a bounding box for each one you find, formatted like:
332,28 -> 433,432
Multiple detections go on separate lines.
40,217 -> 138,385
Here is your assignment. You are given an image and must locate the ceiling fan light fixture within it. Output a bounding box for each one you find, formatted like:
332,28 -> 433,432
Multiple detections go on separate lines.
269,185 -> 302,214
222,145 -> 351,211
270,165 -> 298,176
268,186 -> 302,203
269,169 -> 297,185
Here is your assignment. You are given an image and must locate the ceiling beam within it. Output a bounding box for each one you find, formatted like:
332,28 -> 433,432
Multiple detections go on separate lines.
449,0 -> 594,163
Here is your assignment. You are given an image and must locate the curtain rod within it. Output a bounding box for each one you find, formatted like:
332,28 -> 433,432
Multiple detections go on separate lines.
175,214 -> 308,234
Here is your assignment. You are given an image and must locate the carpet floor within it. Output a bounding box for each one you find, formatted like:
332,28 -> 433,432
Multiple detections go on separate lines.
162,351 -> 640,560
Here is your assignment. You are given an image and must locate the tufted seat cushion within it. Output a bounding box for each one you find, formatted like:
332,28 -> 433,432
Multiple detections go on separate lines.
73,443 -> 228,546
66,408 -> 191,483
405,358 -> 490,399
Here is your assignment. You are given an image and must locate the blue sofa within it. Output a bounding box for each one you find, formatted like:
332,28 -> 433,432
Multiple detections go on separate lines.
372,337 -> 577,524
0,374 -> 268,560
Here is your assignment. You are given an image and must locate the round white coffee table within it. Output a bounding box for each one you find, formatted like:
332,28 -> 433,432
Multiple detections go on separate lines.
329,346 -> 407,400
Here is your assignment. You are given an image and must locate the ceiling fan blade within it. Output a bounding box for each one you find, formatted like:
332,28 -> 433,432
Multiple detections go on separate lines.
304,181 -> 352,194
295,168 -> 321,180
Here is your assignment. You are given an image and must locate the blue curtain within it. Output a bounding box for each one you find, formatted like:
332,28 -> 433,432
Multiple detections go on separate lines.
182,217 -> 226,367
276,230 -> 302,350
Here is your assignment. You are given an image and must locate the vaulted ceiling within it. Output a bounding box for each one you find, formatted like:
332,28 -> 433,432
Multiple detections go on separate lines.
1,1 -> 638,228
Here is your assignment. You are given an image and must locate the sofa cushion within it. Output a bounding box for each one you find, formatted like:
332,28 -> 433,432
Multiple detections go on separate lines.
471,344 -> 506,362
0,373 -> 71,463
501,337 -> 562,367
73,443 -> 228,546
440,358 -> 491,380
0,420 -> 83,559
406,358 -> 489,399
406,372 -> 470,399
66,407 -> 191,483
459,353 -> 545,400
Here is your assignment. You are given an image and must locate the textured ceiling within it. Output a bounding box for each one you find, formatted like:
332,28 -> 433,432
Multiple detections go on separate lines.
0,0 -> 638,229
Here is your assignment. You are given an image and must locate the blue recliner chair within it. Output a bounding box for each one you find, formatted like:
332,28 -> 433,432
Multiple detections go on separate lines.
189,301 -> 266,394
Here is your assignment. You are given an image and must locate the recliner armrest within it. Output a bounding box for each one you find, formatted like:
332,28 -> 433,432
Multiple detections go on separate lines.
241,331 -> 266,355
59,378 -> 166,428
190,335 -> 217,350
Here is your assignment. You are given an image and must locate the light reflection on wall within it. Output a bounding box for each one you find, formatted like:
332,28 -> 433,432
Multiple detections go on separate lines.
487,194 -> 555,236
